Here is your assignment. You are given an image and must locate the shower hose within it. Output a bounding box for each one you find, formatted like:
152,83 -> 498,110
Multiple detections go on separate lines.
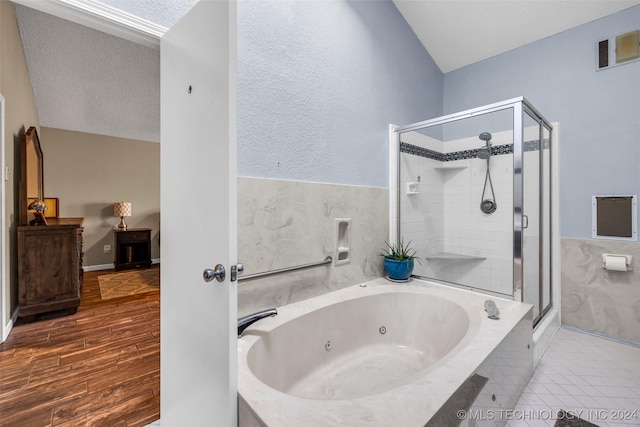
481,162 -> 497,213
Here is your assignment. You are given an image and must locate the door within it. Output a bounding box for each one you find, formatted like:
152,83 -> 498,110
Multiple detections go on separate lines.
160,1 -> 237,425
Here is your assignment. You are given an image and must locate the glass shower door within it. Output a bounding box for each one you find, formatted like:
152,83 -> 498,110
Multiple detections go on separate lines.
394,97 -> 553,327
521,107 -> 551,326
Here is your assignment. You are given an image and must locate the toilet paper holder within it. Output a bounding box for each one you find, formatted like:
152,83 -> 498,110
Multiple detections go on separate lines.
601,254 -> 633,271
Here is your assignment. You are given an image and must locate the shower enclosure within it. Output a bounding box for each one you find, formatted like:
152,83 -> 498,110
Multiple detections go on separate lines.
391,97 -> 553,326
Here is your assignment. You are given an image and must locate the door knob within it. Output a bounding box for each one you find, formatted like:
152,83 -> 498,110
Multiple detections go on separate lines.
203,264 -> 225,282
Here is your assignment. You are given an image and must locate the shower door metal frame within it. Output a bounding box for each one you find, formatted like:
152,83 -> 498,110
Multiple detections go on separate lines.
394,96 -> 553,315
521,103 -> 554,325
540,120 -> 554,323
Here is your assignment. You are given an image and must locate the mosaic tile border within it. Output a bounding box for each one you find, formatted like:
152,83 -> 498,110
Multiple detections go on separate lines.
400,139 -> 549,161
399,142 -> 445,161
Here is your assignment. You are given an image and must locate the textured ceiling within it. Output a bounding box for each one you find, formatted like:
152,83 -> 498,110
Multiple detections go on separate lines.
394,0 -> 640,73
14,0 -> 640,143
16,4 -> 160,142
97,0 -> 198,28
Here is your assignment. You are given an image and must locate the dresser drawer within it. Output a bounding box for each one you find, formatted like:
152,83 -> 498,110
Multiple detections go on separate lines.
118,230 -> 150,243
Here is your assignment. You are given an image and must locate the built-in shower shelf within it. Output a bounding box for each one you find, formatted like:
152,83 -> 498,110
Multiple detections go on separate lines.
406,182 -> 420,194
425,252 -> 487,261
433,164 -> 467,171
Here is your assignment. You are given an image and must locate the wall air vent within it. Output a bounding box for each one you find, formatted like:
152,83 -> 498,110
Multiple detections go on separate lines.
596,29 -> 640,71
598,39 -> 609,69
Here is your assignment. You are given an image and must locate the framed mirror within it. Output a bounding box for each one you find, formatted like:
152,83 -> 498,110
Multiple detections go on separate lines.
19,126 -> 44,225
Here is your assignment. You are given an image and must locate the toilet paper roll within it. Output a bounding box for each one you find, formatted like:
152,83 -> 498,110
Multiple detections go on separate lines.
604,255 -> 627,271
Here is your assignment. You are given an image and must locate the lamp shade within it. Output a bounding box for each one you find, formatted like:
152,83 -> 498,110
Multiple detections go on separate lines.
113,202 -> 132,217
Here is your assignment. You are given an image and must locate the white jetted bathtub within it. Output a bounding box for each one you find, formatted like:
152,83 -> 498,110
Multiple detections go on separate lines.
238,278 -> 533,426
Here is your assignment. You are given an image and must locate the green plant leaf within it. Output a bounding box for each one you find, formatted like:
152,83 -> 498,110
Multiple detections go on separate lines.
379,238 -> 422,264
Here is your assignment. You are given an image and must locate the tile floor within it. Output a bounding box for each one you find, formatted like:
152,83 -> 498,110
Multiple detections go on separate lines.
508,327 -> 640,427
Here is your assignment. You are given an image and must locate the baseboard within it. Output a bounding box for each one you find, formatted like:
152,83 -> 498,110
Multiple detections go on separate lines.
2,308 -> 19,343
561,324 -> 640,348
84,263 -> 115,272
84,258 -> 160,272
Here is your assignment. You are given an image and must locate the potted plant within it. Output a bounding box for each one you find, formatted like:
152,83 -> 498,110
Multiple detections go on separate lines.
380,239 -> 421,281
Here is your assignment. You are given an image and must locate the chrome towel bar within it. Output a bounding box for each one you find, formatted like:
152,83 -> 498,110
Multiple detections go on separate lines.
238,256 -> 332,281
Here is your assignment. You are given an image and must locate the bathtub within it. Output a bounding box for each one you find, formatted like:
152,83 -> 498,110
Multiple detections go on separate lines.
238,277 -> 533,426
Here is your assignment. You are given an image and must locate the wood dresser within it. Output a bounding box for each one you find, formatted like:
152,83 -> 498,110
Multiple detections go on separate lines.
17,217 -> 84,321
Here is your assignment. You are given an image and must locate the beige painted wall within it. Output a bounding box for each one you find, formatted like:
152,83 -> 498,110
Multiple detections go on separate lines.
1,1 -> 41,326
41,127 -> 160,267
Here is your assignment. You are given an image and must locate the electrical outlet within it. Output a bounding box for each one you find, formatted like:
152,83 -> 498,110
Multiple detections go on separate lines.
103,245 -> 111,253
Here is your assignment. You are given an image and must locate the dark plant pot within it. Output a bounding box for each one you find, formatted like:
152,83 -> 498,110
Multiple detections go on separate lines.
383,257 -> 414,281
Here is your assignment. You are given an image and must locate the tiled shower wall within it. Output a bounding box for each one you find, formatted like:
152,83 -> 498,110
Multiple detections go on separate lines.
237,177 -> 388,317
398,153 -> 444,272
398,127 -> 552,302
399,131 -> 514,296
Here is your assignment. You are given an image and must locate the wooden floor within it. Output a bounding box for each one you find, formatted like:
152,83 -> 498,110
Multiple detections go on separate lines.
0,267 -> 160,427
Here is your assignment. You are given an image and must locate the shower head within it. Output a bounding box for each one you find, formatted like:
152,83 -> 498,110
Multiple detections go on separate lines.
479,132 -> 492,142
478,131 -> 493,159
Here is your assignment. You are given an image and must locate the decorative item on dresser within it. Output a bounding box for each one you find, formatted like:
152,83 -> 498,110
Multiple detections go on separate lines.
114,228 -> 152,271
17,218 -> 84,321
27,197 -> 60,218
27,198 -> 48,225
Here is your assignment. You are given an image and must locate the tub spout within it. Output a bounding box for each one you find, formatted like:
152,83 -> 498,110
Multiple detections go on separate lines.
238,308 -> 277,337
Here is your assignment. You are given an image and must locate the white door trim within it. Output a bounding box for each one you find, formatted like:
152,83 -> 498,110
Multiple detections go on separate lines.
0,92 -> 11,343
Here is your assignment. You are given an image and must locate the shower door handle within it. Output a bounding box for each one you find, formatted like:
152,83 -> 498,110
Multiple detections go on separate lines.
522,215 -> 529,229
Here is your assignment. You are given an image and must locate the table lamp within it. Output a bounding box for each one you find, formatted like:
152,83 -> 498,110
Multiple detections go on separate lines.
113,201 -> 131,230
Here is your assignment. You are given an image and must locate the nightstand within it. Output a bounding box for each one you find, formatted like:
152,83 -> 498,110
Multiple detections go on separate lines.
114,228 -> 152,271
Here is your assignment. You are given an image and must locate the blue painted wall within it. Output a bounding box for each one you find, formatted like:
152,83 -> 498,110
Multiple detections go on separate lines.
443,6 -> 640,238
237,0 -> 443,188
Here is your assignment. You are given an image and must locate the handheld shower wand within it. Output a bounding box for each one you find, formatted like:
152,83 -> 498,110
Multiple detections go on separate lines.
478,132 -> 497,214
